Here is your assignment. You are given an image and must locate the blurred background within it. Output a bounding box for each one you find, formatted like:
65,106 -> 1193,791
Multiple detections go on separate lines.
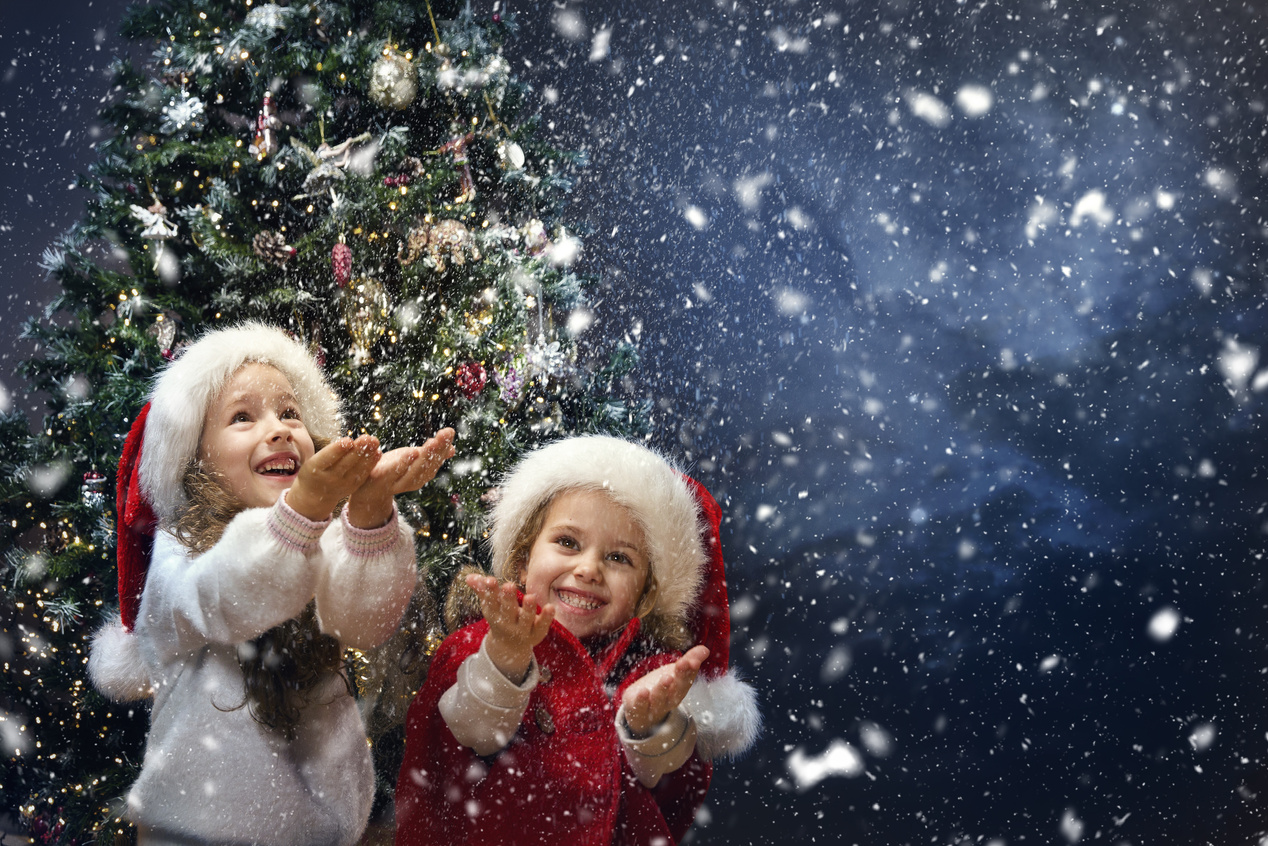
4,0 -> 1267,843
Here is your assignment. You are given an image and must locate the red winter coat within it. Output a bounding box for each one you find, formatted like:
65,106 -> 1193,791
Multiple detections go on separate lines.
394,617 -> 711,846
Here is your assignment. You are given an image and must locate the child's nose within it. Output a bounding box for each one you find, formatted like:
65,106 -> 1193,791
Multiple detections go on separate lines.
572,553 -> 602,582
266,415 -> 294,442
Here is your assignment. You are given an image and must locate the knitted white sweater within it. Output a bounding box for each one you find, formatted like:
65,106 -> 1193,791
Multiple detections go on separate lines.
94,496 -> 416,846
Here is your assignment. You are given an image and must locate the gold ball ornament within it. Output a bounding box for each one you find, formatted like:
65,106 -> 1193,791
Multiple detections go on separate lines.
341,276 -> 391,364
370,50 -> 418,110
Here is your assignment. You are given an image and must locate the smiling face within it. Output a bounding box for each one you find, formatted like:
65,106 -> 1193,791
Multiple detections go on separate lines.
197,362 -> 316,510
519,488 -> 651,643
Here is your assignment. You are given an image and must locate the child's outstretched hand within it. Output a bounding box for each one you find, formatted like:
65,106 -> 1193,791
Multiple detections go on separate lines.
285,434 -> 382,522
467,572 -> 555,685
346,428 -> 456,529
621,645 -> 710,737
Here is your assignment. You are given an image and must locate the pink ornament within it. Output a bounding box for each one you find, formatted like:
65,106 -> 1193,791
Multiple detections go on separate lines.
455,361 -> 487,399
331,241 -> 352,287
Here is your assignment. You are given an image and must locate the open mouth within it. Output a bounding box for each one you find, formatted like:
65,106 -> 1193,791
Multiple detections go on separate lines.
256,457 -> 299,476
556,590 -> 604,612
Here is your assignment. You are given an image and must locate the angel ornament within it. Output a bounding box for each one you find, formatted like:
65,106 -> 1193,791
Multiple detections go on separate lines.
130,199 -> 179,271
291,132 -> 373,199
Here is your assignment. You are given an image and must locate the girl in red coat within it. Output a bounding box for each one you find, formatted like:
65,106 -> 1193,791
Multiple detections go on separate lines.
394,435 -> 761,846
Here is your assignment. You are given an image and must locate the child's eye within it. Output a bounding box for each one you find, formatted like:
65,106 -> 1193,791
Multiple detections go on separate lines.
232,412 -> 252,424
607,552 -> 632,566
281,407 -> 301,420
555,535 -> 578,549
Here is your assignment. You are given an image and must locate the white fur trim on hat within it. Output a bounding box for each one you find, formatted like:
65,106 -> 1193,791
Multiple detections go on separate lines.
489,436 -> 706,627
87,613 -> 154,701
683,670 -> 762,761
139,322 -> 342,527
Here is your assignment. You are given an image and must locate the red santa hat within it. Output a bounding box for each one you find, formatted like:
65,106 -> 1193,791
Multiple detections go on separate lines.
488,435 -> 761,759
89,322 -> 341,701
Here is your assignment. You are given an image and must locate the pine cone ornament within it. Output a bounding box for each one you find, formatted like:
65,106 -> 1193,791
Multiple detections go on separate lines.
331,240 -> 352,287
253,230 -> 296,265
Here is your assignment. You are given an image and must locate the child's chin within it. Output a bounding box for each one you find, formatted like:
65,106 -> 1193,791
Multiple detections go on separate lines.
248,478 -> 295,507
567,621 -> 621,643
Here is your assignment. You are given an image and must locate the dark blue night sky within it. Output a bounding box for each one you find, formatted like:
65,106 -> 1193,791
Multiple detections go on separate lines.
4,1 -> 1267,843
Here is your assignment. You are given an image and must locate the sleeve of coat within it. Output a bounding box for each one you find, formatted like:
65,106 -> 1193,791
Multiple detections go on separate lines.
615,703 -> 698,788
614,652 -> 714,838
314,504 -> 417,649
438,633 -> 540,755
139,495 -> 329,661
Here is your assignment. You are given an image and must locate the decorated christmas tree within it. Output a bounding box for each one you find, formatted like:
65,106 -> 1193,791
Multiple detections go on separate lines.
0,0 -> 647,841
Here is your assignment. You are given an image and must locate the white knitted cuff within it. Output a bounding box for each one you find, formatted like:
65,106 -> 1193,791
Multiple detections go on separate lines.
268,492 -> 330,553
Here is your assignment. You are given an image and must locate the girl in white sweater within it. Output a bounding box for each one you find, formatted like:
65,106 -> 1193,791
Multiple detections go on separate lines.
89,322 -> 453,846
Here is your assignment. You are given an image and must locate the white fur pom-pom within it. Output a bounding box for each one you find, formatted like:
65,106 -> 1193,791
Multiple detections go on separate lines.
87,614 -> 154,702
683,671 -> 762,761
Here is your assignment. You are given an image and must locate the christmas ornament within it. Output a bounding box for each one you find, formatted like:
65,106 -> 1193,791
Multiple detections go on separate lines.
398,219 -> 481,273
370,48 -> 418,110
456,362 -> 488,399
81,471 -> 106,511
436,53 -> 508,98
496,364 -> 524,403
342,277 -> 390,364
146,313 -> 179,356
303,162 -> 345,195
439,132 -> 476,203
385,155 -> 425,188
130,199 -> 178,272
465,307 -> 493,337
386,155 -> 427,188
160,92 -> 206,136
497,139 -> 525,170
249,92 -> 281,159
292,132 -> 372,198
244,2 -> 289,30
130,199 -> 178,241
520,218 -> 549,256
525,334 -> 568,379
253,230 -> 296,265
331,237 -> 352,287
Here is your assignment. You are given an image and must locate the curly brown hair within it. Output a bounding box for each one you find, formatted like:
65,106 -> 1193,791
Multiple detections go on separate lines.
174,454 -> 347,741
